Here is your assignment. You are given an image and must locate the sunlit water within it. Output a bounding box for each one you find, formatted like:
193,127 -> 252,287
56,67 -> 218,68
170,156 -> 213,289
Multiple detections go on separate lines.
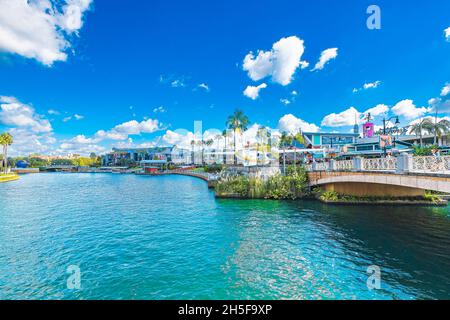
1,173 -> 450,300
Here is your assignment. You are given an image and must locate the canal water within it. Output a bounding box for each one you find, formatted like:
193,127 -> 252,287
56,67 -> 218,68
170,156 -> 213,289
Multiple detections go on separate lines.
1,173 -> 449,300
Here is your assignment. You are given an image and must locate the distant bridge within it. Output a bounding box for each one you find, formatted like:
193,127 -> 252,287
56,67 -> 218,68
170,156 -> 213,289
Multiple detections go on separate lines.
306,155 -> 450,197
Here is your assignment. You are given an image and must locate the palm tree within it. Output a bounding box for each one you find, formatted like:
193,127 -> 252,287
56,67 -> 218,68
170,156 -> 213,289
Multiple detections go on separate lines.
429,119 -> 450,145
222,130 -> 229,164
190,140 -> 195,164
279,132 -> 293,175
205,139 -> 214,164
226,110 -> 250,165
214,134 -> 223,163
409,118 -> 433,147
0,132 -> 13,174
293,132 -> 305,166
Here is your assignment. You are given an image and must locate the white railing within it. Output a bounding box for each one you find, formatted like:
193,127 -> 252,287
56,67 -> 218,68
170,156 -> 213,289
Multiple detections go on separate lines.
304,155 -> 450,176
334,160 -> 353,171
411,156 -> 450,174
362,157 -> 397,171
315,162 -> 329,171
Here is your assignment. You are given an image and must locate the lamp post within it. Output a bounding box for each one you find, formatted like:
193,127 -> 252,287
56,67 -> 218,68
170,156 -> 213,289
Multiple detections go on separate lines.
382,116 -> 400,157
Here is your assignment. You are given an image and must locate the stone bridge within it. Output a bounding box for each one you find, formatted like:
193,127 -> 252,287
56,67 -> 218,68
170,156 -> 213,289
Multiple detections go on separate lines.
306,155 -> 450,197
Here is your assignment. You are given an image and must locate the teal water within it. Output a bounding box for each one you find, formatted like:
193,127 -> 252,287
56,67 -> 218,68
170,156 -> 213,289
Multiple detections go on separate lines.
1,173 -> 450,300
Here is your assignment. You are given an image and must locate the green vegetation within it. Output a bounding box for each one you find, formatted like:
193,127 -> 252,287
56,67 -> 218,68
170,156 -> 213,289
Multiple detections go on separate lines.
204,164 -> 223,173
215,166 -> 309,200
0,132 -> 13,174
316,189 -> 445,204
412,145 -> 438,156
226,109 -> 250,165
409,117 -> 450,147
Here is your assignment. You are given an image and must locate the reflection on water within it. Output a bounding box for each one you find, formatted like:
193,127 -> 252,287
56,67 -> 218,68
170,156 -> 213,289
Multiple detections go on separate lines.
0,173 -> 449,299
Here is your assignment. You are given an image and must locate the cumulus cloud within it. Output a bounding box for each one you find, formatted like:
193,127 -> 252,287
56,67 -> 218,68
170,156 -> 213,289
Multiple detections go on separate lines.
243,83 -> 268,100
311,48 -> 338,71
441,83 -> 450,97
243,36 -> 308,86
321,106 -> 359,127
278,114 -> 320,133
0,0 -> 93,66
353,80 -> 382,93
429,97 -> 450,114
445,27 -> 450,42
392,99 -> 429,120
0,96 -> 52,133
364,104 -> 389,117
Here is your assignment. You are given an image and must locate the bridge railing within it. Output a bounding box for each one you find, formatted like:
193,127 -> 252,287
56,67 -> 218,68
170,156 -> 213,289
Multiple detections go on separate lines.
304,155 -> 450,175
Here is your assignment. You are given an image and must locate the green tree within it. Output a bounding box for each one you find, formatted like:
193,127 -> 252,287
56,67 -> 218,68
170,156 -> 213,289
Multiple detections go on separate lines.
429,119 -> 450,145
279,132 -> 293,175
226,109 -> 250,165
409,118 -> 433,147
0,132 -> 13,174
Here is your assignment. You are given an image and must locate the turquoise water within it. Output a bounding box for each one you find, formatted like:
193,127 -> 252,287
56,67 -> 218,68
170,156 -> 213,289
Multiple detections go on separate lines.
1,173 -> 450,300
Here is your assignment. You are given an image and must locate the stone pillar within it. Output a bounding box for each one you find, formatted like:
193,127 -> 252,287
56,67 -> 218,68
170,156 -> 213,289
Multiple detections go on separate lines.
353,157 -> 363,172
396,153 -> 412,174
312,162 -> 317,171
328,159 -> 335,171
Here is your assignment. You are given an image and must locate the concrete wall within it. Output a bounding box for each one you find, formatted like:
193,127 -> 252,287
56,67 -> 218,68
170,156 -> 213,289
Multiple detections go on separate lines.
323,182 -> 425,197
308,171 -> 450,196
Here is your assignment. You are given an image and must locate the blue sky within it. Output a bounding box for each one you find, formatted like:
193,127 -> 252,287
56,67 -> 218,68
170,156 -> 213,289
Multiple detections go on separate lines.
0,0 -> 449,155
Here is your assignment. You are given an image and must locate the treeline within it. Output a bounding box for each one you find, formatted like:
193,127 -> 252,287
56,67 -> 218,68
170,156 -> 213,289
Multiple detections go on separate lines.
9,156 -> 102,168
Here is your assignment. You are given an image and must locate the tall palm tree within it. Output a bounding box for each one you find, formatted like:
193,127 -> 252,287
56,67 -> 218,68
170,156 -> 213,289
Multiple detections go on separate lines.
409,118 -> 433,147
293,132 -> 305,166
214,134 -> 223,164
429,119 -> 450,145
279,132 -> 293,175
226,110 -> 250,165
0,132 -> 13,174
191,140 -> 195,164
222,130 -> 228,165
205,139 -> 214,164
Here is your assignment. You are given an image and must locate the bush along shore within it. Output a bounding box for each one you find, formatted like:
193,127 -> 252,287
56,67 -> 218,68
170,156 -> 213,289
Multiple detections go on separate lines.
314,189 -> 448,206
215,166 -> 310,200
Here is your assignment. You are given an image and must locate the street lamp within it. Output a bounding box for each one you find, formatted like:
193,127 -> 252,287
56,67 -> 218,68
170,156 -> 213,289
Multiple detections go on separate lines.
382,116 -> 400,156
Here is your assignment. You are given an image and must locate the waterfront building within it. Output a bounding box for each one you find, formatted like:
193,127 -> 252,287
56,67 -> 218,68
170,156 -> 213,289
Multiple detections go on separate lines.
101,147 -> 175,166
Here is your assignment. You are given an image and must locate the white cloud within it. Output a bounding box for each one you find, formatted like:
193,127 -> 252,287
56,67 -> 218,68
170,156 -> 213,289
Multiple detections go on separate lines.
7,127 -> 56,156
0,96 -> 52,133
364,104 -> 389,117
278,114 -> 320,133
171,79 -> 186,88
112,119 -> 161,135
444,27 -> 450,42
0,0 -> 93,66
48,109 -> 60,115
353,80 -> 382,93
243,83 -> 267,100
153,106 -> 166,113
291,90 -> 298,96
280,98 -> 291,105
243,36 -> 307,86
163,130 -> 195,149
74,114 -> 84,120
429,96 -> 450,114
321,106 -> 359,127
311,48 -> 338,71
440,83 -> 450,97
392,99 -> 429,120
198,83 -> 210,91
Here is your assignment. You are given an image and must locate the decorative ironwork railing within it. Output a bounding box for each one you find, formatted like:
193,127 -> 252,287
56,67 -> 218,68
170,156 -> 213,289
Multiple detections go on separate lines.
411,156 -> 450,174
334,160 -> 353,171
362,157 -> 397,171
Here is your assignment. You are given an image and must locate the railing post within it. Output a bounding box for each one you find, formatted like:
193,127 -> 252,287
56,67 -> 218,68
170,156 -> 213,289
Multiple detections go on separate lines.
353,157 -> 362,172
312,162 -> 317,171
328,159 -> 335,171
396,153 -> 412,174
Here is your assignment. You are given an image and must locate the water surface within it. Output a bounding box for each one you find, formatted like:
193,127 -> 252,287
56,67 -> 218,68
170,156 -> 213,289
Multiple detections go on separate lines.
1,173 -> 449,299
